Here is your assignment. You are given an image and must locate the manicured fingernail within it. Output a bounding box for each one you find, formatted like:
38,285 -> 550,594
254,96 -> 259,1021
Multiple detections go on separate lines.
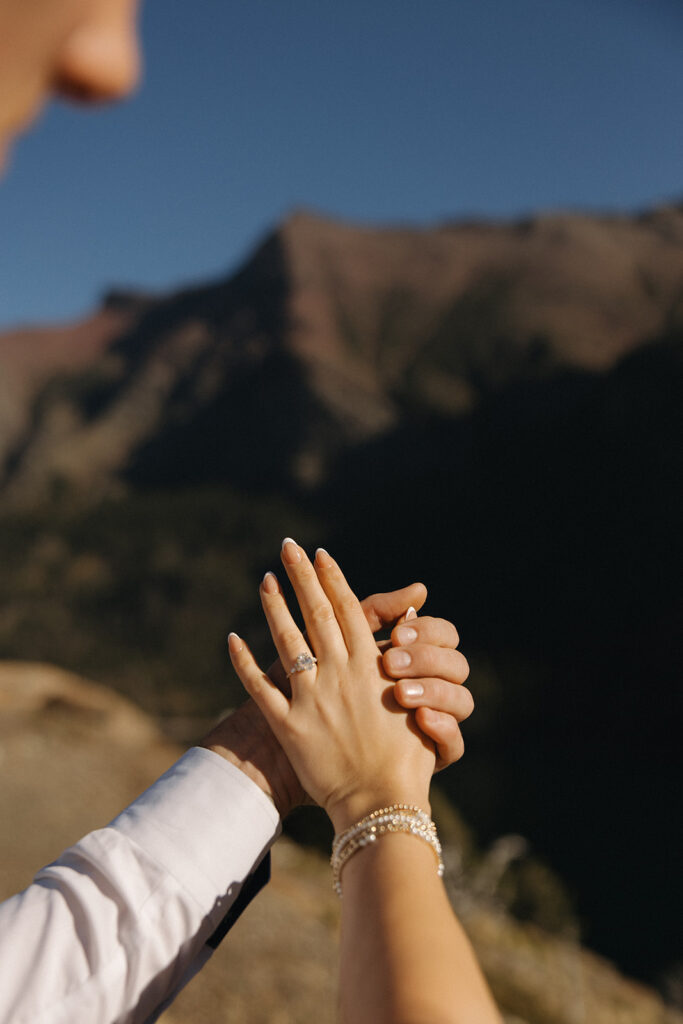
315,547 -> 333,568
400,681 -> 424,699
386,649 -> 411,671
405,606 -> 417,621
262,571 -> 278,594
227,632 -> 243,653
281,537 -> 301,563
395,625 -> 418,645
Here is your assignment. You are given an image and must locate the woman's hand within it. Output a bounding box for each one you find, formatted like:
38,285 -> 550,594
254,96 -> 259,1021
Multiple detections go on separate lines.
228,541 -> 435,832
266,583 -> 473,773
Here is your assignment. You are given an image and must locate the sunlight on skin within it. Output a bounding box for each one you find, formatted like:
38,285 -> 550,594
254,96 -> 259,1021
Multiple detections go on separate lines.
0,0 -> 141,171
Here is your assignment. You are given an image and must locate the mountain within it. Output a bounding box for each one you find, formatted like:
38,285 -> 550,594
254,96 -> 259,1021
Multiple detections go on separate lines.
2,205 -> 683,501
0,206 -> 681,997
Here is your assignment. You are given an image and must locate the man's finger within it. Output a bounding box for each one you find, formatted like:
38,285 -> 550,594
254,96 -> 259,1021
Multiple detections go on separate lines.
414,708 -> 466,771
394,677 -> 474,722
267,657 -> 289,693
360,583 -> 428,633
383,644 -> 470,685
391,615 -> 460,651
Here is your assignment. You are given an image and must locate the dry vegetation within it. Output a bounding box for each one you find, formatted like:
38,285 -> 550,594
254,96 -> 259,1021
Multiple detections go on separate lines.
1,663 -> 679,1024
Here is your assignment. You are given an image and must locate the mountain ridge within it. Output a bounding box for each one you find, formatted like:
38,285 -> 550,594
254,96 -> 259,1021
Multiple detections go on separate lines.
3,203 -> 683,500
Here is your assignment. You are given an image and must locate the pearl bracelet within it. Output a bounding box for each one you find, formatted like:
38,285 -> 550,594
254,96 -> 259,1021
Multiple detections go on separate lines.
330,803 -> 444,897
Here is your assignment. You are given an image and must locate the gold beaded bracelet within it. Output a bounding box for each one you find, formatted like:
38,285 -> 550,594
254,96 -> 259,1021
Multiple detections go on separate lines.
330,804 -> 444,897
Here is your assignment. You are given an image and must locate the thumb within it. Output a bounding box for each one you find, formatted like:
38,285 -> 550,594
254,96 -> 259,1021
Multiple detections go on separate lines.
360,582 -> 427,633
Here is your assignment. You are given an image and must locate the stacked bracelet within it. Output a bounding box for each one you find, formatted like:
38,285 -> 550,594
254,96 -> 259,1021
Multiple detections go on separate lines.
330,803 -> 444,897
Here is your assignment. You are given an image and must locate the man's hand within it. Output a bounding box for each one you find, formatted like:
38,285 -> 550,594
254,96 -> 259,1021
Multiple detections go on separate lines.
356,583 -> 473,770
202,583 -> 472,816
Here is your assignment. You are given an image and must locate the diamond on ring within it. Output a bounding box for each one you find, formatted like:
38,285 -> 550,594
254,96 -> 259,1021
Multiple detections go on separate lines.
287,653 -> 318,675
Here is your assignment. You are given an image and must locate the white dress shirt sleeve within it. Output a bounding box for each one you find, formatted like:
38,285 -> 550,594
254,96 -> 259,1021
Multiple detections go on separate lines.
0,746 -> 281,1024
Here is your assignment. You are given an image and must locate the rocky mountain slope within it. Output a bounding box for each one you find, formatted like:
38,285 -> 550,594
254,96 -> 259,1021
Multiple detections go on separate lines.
0,205 -> 681,997
2,205 -> 683,501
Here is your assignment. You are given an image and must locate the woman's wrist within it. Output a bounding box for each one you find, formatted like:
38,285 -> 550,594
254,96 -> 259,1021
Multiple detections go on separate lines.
328,788 -> 431,834
330,800 -> 443,896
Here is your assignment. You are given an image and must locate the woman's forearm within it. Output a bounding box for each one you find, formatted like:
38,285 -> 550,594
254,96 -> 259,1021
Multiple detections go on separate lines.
229,542 -> 497,1022
338,832 -> 501,1024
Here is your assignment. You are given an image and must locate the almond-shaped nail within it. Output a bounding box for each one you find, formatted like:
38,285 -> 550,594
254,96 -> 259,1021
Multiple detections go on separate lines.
315,547 -> 333,568
262,571 -> 279,594
281,537 -> 301,563
227,632 -> 243,654
405,606 -> 417,621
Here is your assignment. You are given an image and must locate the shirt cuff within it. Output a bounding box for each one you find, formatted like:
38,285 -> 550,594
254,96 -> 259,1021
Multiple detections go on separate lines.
108,747 -> 281,924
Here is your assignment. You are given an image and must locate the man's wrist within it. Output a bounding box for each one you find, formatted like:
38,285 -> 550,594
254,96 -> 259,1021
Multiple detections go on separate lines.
200,700 -> 302,818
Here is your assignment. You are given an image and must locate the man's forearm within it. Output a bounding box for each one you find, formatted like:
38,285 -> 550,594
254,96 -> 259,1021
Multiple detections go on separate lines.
0,747 -> 280,1024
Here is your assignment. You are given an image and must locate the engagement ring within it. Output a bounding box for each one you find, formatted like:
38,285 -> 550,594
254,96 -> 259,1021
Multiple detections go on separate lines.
287,653 -> 318,676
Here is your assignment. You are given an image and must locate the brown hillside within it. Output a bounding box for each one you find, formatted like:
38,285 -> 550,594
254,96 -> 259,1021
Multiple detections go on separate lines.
1,205 -> 683,499
0,662 -> 679,1024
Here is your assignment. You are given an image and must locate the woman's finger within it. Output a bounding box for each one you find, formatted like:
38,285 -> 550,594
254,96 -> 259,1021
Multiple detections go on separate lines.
227,632 -> 289,726
279,539 -> 347,659
313,547 -> 377,653
391,615 -> 460,650
383,644 -> 470,684
414,707 -> 466,770
393,677 -> 475,723
259,570 -> 319,692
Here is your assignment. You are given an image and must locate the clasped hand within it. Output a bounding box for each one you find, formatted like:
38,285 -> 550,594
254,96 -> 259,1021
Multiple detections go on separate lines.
227,541 -> 473,830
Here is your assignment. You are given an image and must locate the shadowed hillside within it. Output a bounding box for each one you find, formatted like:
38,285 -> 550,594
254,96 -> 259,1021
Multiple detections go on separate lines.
0,206 -> 681,1000
3,205 -> 683,501
322,330 -> 683,986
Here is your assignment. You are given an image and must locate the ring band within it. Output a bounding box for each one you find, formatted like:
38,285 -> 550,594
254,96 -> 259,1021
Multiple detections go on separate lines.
287,653 -> 318,676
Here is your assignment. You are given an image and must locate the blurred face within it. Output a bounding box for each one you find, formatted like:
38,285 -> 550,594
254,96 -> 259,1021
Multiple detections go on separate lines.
0,0 -> 142,171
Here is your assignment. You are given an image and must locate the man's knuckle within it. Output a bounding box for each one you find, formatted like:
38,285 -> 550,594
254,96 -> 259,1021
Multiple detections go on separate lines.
428,676 -> 447,704
416,644 -> 437,673
460,687 -> 475,716
425,616 -> 459,648
447,727 -> 465,762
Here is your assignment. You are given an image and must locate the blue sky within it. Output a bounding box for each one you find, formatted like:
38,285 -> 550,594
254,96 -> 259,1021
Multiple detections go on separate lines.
1,0 -> 682,329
